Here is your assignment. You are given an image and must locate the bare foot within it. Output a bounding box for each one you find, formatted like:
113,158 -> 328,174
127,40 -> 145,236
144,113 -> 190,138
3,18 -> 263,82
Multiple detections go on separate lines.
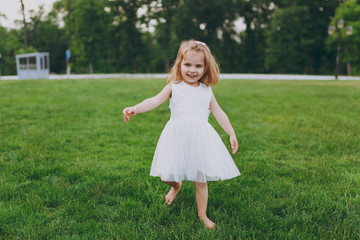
165,181 -> 182,205
199,216 -> 216,230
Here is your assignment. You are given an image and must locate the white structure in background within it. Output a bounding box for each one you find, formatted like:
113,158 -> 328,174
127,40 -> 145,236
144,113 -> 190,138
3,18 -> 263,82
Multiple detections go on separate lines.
15,52 -> 50,79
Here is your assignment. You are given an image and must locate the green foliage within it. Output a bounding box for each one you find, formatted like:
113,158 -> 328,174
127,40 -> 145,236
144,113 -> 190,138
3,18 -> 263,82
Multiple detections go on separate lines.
296,0 -> 340,74
266,6 -> 311,73
15,46 -> 38,54
153,0 -> 180,72
71,0 -> 111,73
108,0 -> 149,73
2,0 -> 360,75
27,5 -> 68,73
0,79 -> 359,239
0,27 -> 23,75
239,0 -> 276,73
327,0 -> 360,75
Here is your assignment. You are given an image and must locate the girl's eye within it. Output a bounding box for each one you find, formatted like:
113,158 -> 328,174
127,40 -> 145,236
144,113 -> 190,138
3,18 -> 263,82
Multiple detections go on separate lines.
185,63 -> 190,66
196,65 -> 203,68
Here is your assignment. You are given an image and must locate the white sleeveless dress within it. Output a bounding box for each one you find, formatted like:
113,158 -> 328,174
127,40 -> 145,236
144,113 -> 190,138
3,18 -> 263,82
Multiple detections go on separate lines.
150,81 -> 241,183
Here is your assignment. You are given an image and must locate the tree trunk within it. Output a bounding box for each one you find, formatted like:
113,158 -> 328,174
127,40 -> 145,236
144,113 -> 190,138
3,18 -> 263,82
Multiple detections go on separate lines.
146,31 -> 151,73
164,17 -> 170,73
346,62 -> 351,76
335,45 -> 340,79
307,55 -> 313,74
244,17 -> 256,73
132,58 -> 137,73
66,0 -> 73,45
344,43 -> 351,76
20,0 -> 28,49
89,62 -> 93,74
165,56 -> 169,73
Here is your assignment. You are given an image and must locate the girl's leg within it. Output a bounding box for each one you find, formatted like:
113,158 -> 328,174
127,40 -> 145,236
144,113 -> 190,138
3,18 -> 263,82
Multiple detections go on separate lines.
162,181 -> 182,205
193,182 -> 216,229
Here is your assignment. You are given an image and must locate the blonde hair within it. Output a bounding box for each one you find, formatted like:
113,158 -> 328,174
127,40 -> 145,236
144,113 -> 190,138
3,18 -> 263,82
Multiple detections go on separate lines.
167,40 -> 220,86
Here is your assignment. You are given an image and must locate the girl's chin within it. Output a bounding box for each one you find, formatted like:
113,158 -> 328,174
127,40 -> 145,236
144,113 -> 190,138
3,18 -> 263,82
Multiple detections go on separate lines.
184,79 -> 199,84
185,77 -> 199,82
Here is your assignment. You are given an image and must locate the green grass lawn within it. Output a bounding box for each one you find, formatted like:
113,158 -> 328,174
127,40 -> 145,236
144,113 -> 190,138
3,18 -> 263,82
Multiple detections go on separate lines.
0,78 -> 359,239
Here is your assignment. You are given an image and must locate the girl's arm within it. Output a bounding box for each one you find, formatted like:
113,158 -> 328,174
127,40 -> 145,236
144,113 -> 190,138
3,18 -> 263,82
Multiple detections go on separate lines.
209,94 -> 238,154
123,84 -> 172,122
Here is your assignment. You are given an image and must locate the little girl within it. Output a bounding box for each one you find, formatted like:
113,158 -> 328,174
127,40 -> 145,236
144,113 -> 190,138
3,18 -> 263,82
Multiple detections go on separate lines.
123,40 -> 240,229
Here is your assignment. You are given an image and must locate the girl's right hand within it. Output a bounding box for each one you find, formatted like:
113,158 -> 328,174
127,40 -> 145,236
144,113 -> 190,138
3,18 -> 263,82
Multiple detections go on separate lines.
230,135 -> 238,154
123,107 -> 137,122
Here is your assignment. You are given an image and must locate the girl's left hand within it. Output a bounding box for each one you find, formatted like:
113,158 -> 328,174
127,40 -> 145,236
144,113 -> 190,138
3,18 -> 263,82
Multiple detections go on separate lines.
230,135 -> 238,154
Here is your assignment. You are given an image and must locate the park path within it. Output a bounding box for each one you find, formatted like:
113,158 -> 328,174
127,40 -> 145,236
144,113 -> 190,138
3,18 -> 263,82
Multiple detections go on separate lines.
1,73 -> 360,81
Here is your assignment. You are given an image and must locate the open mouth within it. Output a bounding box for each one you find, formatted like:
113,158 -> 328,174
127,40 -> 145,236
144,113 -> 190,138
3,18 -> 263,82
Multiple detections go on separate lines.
187,74 -> 197,78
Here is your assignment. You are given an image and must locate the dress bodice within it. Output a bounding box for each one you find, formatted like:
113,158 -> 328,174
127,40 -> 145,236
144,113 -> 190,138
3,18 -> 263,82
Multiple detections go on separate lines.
170,81 -> 212,120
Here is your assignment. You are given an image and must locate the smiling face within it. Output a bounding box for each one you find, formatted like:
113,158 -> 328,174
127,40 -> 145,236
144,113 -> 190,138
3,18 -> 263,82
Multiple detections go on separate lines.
180,50 -> 205,87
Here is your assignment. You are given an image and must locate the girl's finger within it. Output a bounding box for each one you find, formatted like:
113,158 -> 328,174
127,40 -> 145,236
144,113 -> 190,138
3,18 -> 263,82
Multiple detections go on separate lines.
123,107 -> 136,122
125,108 -> 135,116
232,140 -> 238,154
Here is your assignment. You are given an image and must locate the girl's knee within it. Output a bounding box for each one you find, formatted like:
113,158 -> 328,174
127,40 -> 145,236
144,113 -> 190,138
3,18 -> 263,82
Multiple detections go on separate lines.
193,181 -> 207,189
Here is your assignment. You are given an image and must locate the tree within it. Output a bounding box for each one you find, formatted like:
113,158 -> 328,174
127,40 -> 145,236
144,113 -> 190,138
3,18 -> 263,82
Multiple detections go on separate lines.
236,0 -> 276,73
271,0 -> 341,74
296,0 -> 340,74
19,0 -> 28,49
265,6 -> 312,73
172,0 -> 242,73
52,0 -> 76,45
3,0 -> 357,75
108,0 -> 148,73
0,8 -> 6,26
327,0 -> 360,75
152,0 -> 179,72
72,0 -> 111,73
27,5 -> 68,73
0,27 -> 23,75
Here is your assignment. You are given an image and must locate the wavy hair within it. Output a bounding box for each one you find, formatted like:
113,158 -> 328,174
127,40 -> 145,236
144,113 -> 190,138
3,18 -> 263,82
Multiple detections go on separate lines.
167,40 -> 220,86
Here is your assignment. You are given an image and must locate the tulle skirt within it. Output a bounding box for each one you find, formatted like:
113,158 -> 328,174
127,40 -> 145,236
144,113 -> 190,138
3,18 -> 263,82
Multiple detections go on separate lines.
150,118 -> 241,183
